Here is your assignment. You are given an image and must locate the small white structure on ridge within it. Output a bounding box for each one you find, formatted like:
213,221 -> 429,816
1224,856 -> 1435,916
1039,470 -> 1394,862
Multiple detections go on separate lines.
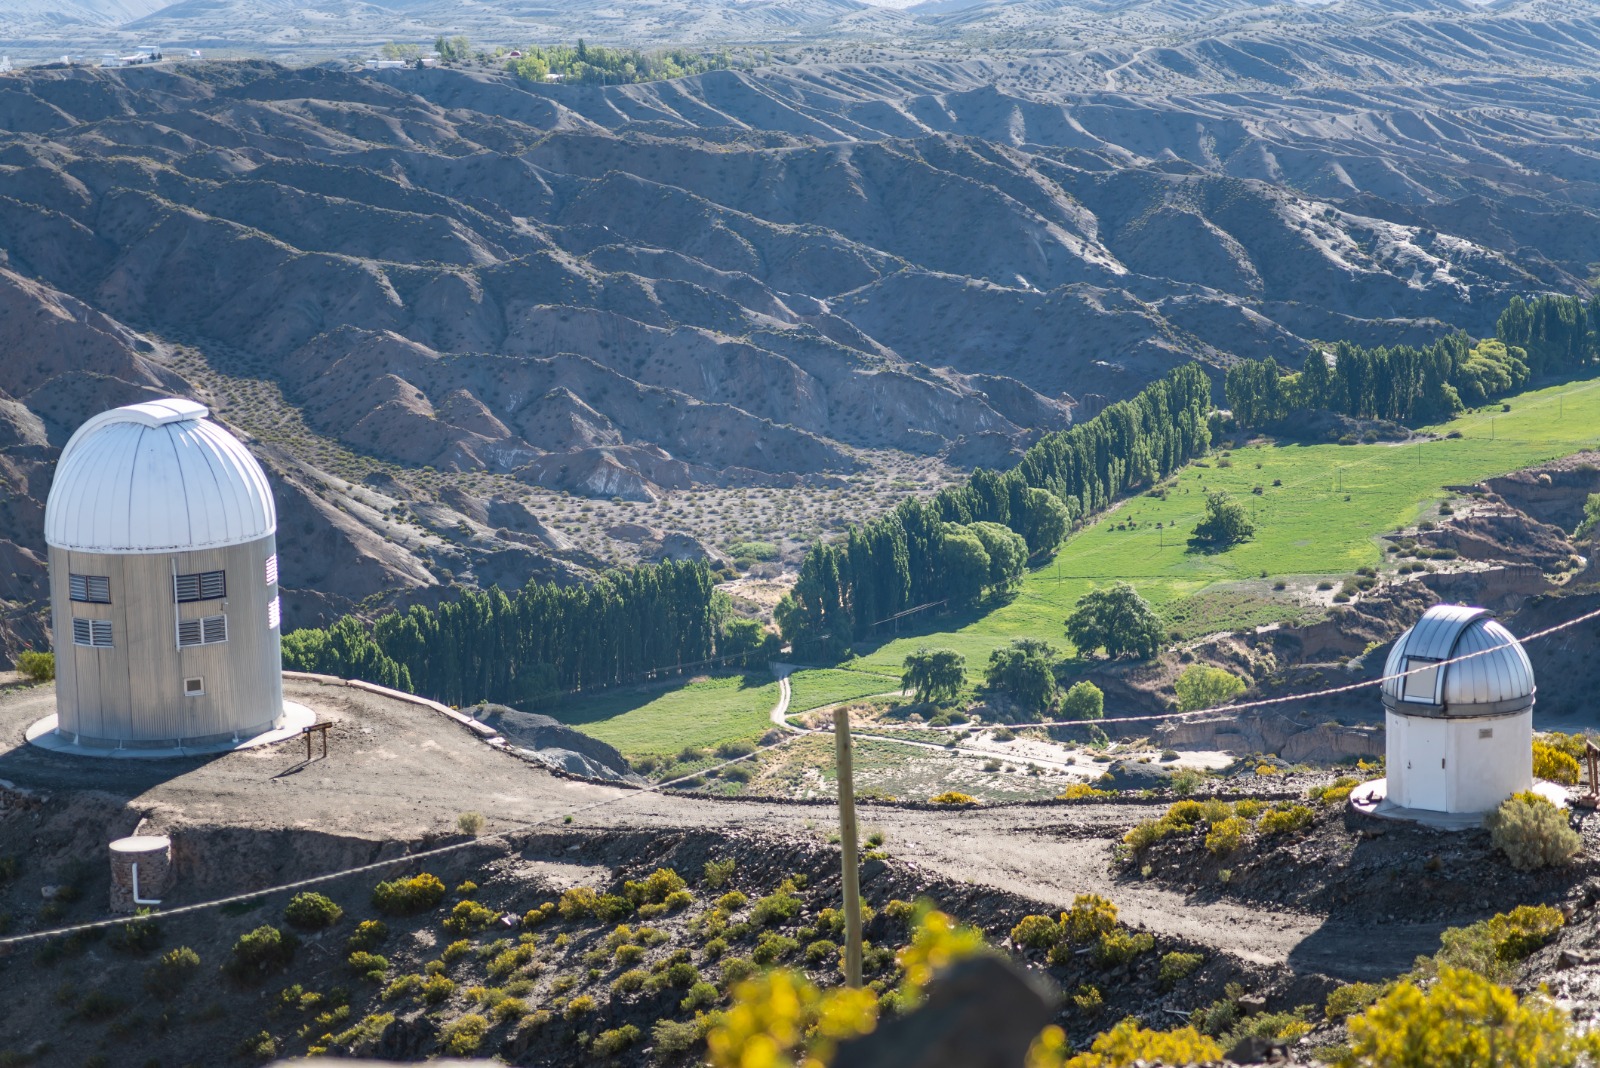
32,398 -> 312,755
1371,604 -> 1536,820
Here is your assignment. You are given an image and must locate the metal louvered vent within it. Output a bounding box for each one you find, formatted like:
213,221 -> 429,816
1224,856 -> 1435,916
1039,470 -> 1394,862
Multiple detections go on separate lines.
265,554 -> 278,587
267,596 -> 280,631
69,574 -> 111,603
177,614 -> 228,648
72,618 -> 113,647
175,570 -> 226,602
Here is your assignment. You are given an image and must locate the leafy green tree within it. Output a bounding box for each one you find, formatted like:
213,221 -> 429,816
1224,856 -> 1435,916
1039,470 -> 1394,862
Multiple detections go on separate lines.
966,521 -> 1027,594
1065,583 -> 1164,660
939,527 -> 991,609
1061,681 -> 1104,720
902,649 -> 965,705
1020,488 -> 1072,555
985,639 -> 1058,715
1174,664 -> 1246,712
434,35 -> 471,62
1576,493 -> 1600,540
1190,492 -> 1255,547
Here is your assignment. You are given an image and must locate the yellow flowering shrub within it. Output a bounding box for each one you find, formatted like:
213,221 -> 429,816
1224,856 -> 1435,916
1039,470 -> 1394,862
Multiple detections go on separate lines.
1059,783 -> 1113,800
1027,1018 -> 1222,1068
1533,741 -> 1580,785
1342,967 -> 1600,1068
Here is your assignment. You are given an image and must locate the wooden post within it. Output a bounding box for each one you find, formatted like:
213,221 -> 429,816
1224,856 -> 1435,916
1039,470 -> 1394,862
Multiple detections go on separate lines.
834,706 -> 863,988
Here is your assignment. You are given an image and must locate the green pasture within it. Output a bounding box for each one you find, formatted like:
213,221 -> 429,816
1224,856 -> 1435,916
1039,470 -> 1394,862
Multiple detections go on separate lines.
853,376 -> 1600,678
785,667 -> 904,713
548,672 -> 779,757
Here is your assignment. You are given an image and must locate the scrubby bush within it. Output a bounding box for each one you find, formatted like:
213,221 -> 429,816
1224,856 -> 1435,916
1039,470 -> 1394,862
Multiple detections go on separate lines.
1011,914 -> 1062,950
421,975 -> 454,1004
1027,1019 -> 1221,1067
1095,929 -> 1155,967
1062,680 -> 1105,720
1258,803 -> 1314,836
456,811 -> 485,836
492,996 -> 527,1022
1159,951 -> 1204,989
1205,816 -> 1249,856
285,892 -> 343,930
558,886 -> 600,921
929,791 -> 977,805
224,926 -> 298,984
443,899 -> 501,934
612,968 -> 649,993
1533,741 -> 1581,785
1487,796 -> 1582,871
1420,905 -> 1565,984
347,951 -> 389,979
704,858 -> 736,888
382,974 -> 423,1000
564,994 -> 597,1020
1072,984 -> 1104,1014
753,934 -> 799,965
372,872 -> 445,916
144,946 -> 200,999
440,1014 -> 488,1055
1058,783 -> 1112,799
347,920 -> 388,952
594,1024 -> 641,1056
15,650 -> 54,682
626,867 -> 688,905
1345,967 -> 1597,1067
750,884 -> 803,927
1326,981 -> 1388,1020
720,956 -> 758,986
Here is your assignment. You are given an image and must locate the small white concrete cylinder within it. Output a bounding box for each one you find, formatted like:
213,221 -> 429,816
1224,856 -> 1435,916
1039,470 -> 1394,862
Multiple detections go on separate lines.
109,835 -> 172,913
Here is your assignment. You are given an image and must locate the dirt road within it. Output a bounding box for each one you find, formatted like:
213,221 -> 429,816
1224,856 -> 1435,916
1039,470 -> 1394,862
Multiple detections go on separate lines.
0,679 -> 1440,979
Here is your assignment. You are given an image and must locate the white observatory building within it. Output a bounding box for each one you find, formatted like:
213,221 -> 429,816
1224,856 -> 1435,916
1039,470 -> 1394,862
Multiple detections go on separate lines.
34,398 -> 301,753
1368,604 -> 1538,821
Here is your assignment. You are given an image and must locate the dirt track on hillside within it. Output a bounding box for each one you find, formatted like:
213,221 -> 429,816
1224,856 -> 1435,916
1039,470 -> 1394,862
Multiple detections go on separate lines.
0,679 -> 1443,979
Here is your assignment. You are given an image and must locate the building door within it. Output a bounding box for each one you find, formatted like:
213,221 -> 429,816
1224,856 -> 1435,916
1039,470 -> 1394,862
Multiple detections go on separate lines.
1402,717 -> 1449,811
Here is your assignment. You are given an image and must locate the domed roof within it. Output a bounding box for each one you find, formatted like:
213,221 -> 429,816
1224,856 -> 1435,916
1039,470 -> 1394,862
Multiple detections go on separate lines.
45,398 -> 275,554
1381,604 -> 1534,717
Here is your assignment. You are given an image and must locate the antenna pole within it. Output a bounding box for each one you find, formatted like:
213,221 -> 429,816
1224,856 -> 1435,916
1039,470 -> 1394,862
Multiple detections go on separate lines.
834,706 -> 863,988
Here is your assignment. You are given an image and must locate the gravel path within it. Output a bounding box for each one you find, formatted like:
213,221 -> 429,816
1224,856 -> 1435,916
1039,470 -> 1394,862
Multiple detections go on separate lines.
0,679 -> 1443,979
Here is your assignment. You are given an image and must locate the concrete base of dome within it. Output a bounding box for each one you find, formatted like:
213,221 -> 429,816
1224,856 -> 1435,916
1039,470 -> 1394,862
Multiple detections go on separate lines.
1350,777 -> 1569,830
24,702 -> 317,758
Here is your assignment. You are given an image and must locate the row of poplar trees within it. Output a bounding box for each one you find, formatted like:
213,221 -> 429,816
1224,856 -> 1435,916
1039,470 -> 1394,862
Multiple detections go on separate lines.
1225,294 -> 1599,428
281,560 -> 719,707
775,363 -> 1213,653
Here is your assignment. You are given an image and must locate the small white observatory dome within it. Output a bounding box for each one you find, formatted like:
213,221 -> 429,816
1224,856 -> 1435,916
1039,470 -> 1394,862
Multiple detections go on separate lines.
45,397 -> 275,554
1373,604 -> 1536,820
37,398 -> 296,753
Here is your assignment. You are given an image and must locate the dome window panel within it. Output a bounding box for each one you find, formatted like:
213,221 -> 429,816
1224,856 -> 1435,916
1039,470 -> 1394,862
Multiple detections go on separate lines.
1402,657 -> 1441,703
174,570 -> 226,603
69,574 -> 111,604
72,618 -> 113,648
177,614 -> 228,648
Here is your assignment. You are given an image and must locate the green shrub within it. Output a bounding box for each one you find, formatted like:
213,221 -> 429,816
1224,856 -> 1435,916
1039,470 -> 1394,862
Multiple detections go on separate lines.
421,975 -> 454,1004
753,934 -> 799,965
660,961 -> 702,988
456,811 -> 485,836
522,901 -> 557,928
1258,803 -> 1314,836
15,650 -> 54,682
720,956 -> 757,986
1326,981 -> 1387,1020
442,899 -> 501,934
626,867 -> 687,904
1011,914 -> 1063,950
144,946 -> 200,999
564,994 -> 597,1020
1421,905 -> 1566,983
492,996 -> 527,1022
226,926 -> 297,981
1159,951 -> 1204,989
111,909 -> 162,955
236,1030 -> 278,1061
439,1014 -> 487,1055
612,968 -> 648,994
750,885 -> 803,927
593,1024 -> 641,1056
1071,983 -> 1104,1014
1063,894 -> 1119,944
441,939 -> 471,963
614,943 -> 645,966
681,981 -> 720,1012
1533,741 -> 1581,785
805,939 -> 840,967
381,974 -> 422,1001
1095,929 -> 1154,967
654,1015 -> 713,1055
704,858 -> 736,888
347,951 -> 389,978
1346,967 -> 1596,1067
284,892 -> 343,930
1205,816 -> 1249,856
346,920 -> 388,952
371,873 -> 445,916
716,890 -> 749,913
1487,796 -> 1582,871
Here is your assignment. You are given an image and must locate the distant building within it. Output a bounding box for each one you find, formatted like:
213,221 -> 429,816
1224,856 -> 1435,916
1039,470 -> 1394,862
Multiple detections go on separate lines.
41,398 -> 289,751
1360,604 -> 1544,822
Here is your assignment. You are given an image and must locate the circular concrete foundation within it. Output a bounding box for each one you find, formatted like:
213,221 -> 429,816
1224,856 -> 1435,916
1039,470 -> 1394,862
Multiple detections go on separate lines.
25,701 -> 317,758
1350,776 -> 1569,830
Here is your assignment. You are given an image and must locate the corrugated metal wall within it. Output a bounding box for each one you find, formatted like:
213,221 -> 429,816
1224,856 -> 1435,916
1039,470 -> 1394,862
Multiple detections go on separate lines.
49,535 -> 284,746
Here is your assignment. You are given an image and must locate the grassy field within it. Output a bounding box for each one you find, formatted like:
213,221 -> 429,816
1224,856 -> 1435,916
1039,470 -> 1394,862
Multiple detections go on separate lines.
552,374 -> 1600,752
546,672 -> 779,757
786,666 -> 904,713
851,375 -> 1600,678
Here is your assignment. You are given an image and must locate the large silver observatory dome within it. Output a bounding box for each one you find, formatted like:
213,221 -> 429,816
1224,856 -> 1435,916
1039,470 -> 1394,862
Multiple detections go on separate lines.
1381,604 -> 1534,718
